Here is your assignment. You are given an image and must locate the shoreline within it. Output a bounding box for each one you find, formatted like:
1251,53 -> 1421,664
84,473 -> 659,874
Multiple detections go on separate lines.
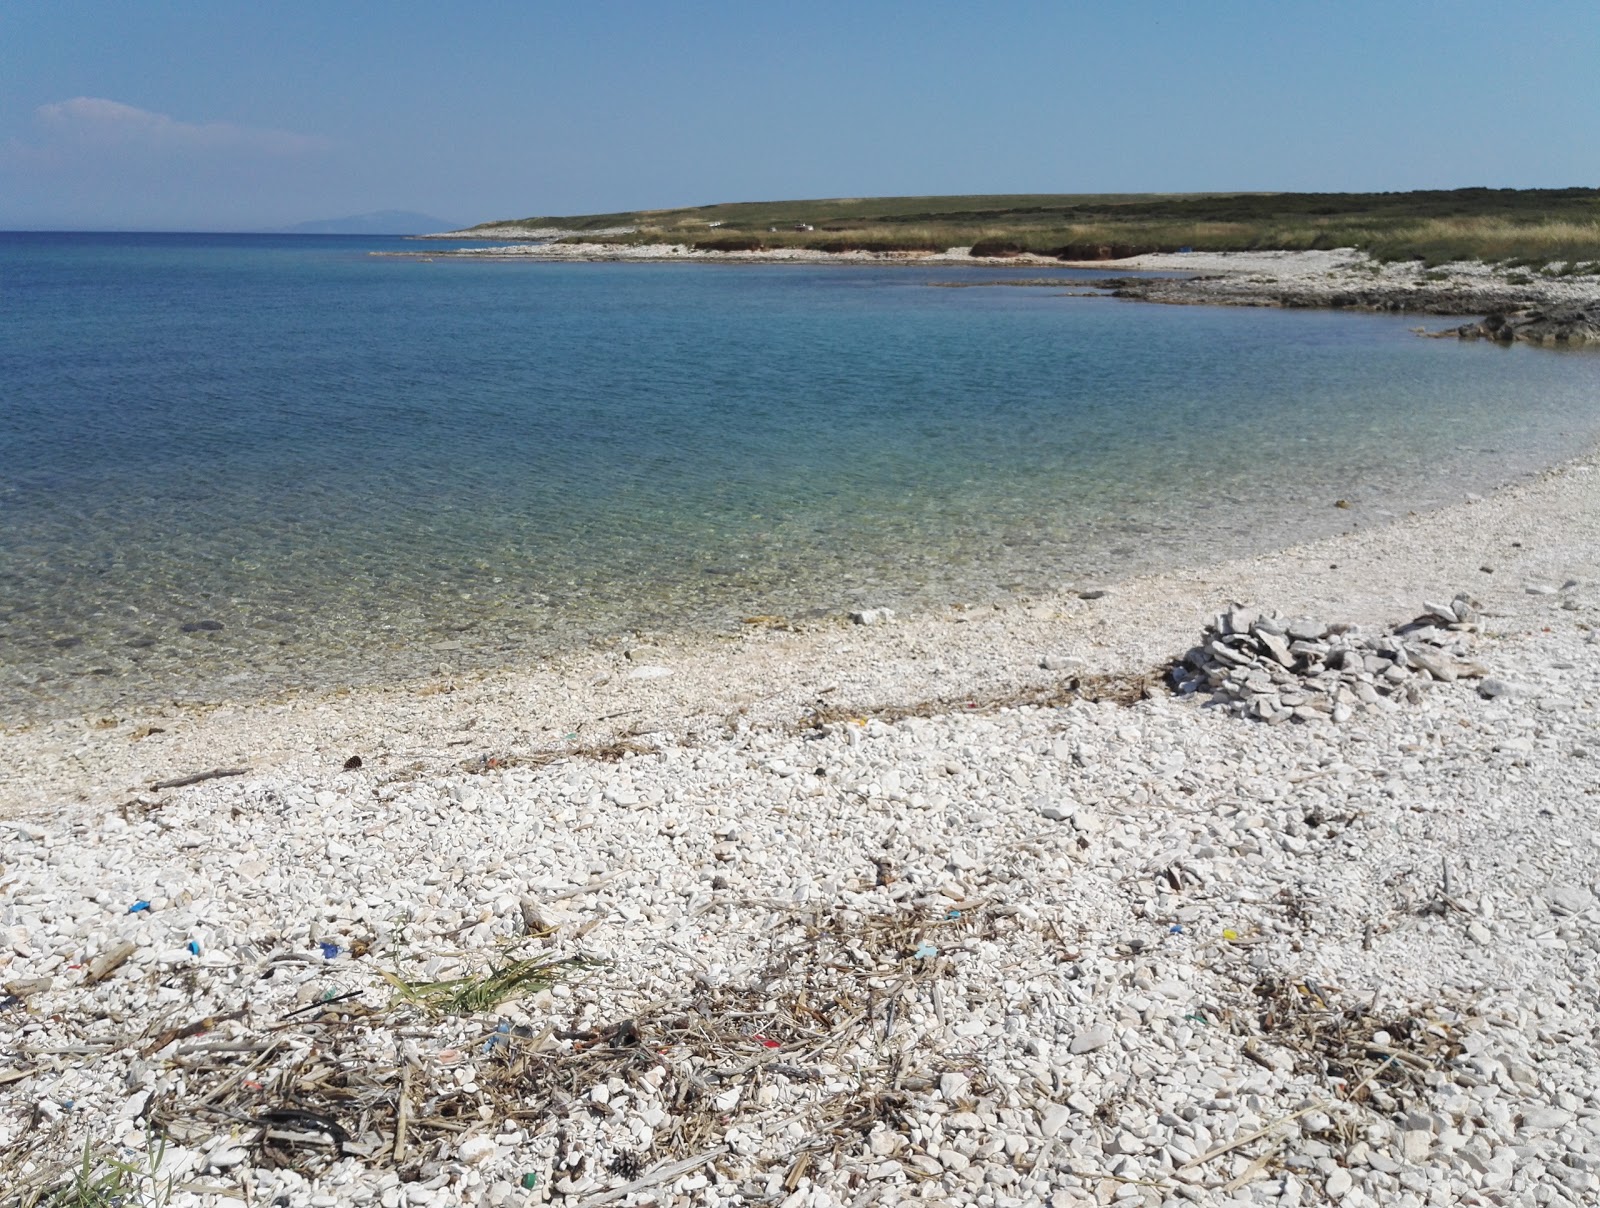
387,242 -> 1600,342
4,439 -> 1598,1204
6,437 -> 1598,815
7,243 -> 1600,1201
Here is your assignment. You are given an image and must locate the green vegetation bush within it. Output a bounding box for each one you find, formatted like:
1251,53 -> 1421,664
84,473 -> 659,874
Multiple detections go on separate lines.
490,189 -> 1600,267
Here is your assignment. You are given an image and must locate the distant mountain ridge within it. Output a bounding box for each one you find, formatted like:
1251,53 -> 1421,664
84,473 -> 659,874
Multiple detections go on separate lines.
280,210 -> 457,235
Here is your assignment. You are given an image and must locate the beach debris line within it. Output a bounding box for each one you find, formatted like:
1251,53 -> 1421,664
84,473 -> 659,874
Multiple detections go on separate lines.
1172,593 -> 1489,722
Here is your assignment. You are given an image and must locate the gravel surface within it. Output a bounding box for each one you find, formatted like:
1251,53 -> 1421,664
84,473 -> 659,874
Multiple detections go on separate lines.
4,452 -> 1600,1208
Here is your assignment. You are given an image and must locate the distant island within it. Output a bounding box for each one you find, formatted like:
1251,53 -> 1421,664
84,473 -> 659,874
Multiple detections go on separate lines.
281,209 -> 457,235
445,188 -> 1600,266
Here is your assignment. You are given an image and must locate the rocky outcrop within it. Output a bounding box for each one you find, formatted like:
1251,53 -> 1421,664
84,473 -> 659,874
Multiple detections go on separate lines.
1448,304 -> 1600,346
1105,277 -> 1540,317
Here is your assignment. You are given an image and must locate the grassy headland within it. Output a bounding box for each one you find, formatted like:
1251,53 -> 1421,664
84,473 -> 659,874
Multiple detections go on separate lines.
474,188 -> 1600,267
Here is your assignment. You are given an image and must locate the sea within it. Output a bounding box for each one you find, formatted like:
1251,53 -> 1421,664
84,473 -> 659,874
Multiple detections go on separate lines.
4,231 -> 1600,723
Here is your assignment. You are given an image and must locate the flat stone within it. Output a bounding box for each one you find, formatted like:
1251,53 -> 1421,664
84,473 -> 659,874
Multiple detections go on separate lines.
1547,885 -> 1597,916
1069,1024 -> 1114,1054
1408,648 -> 1457,682
625,665 -> 673,680
1040,654 -> 1086,672
1521,1106 -> 1574,1131
1040,1104 -> 1072,1138
1285,617 -> 1328,641
1400,1130 -> 1432,1163
1258,630 -> 1293,666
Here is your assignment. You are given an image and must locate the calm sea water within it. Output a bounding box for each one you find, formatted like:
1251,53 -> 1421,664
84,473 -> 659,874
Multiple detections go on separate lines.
4,232 -> 1600,721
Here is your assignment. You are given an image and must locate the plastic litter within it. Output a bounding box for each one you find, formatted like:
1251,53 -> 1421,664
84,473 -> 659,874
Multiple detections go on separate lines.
521,1173 -> 539,1190
946,909 -> 961,920
1168,923 -> 1183,935
913,941 -> 938,960
318,941 -> 341,960
484,1021 -> 513,1053
128,901 -> 151,914
187,940 -> 201,955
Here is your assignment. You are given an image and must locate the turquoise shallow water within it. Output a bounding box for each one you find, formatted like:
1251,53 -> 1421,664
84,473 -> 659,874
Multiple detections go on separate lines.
3,232 -> 1600,721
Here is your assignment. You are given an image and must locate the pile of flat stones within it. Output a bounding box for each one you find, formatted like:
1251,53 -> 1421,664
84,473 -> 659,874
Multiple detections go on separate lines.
1171,592 -> 1485,723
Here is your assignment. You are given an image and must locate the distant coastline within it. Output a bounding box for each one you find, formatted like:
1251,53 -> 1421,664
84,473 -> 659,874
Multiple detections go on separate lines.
385,240 -> 1600,342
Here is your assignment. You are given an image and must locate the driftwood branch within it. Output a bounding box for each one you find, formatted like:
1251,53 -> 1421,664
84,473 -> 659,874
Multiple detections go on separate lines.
150,766 -> 250,791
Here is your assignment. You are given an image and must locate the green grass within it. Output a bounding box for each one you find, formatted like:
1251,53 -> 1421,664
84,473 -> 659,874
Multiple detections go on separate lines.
381,951 -> 590,1016
17,1136 -> 171,1208
473,188 -> 1600,266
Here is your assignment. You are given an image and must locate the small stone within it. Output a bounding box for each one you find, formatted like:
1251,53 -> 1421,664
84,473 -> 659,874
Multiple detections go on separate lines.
1069,1024 -> 1114,1054
1040,1104 -> 1072,1137
1400,1130 -> 1431,1162
1478,677 -> 1514,699
1078,588 -> 1109,600
1525,583 -> 1557,595
849,608 -> 895,626
1040,654 -> 1086,672
1324,1168 -> 1353,1198
458,1135 -> 497,1166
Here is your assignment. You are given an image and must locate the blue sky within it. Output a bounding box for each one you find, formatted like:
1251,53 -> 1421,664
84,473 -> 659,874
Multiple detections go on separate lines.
2,0 -> 1597,229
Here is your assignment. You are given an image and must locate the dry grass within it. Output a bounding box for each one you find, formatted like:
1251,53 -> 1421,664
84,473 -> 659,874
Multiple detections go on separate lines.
2,902 -> 1006,1200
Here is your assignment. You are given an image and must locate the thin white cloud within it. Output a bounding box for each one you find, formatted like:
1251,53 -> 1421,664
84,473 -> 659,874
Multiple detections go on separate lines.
28,96 -> 330,157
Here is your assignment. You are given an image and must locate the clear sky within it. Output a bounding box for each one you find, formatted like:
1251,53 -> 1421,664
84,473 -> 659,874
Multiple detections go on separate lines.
3,0 -> 1597,230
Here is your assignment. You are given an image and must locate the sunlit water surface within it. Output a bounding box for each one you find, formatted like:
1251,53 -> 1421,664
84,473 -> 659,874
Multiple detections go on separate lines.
4,232 -> 1599,721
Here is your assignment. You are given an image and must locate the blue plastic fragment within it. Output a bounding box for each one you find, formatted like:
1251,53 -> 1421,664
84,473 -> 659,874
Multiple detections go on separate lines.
128,901 -> 151,914
1169,923 -> 1183,935
484,1021 -> 513,1053
946,909 -> 961,920
318,941 -> 341,960
187,940 -> 201,955
913,941 -> 938,960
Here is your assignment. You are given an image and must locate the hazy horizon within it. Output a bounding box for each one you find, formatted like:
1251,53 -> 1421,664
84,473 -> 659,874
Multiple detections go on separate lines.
3,1 -> 1597,231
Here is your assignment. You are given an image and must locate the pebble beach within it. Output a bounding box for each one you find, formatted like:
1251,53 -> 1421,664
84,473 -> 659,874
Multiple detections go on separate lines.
6,306 -> 1600,1205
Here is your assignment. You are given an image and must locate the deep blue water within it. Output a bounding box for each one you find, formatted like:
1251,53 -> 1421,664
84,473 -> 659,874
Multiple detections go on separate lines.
4,231 -> 1600,720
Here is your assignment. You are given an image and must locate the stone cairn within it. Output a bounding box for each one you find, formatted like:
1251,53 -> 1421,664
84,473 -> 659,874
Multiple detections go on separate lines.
1171,592 -> 1485,723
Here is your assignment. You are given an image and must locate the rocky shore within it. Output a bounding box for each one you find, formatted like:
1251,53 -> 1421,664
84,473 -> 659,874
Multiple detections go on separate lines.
5,438 -> 1600,1206
389,242 -> 1600,347
1075,251 -> 1600,346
